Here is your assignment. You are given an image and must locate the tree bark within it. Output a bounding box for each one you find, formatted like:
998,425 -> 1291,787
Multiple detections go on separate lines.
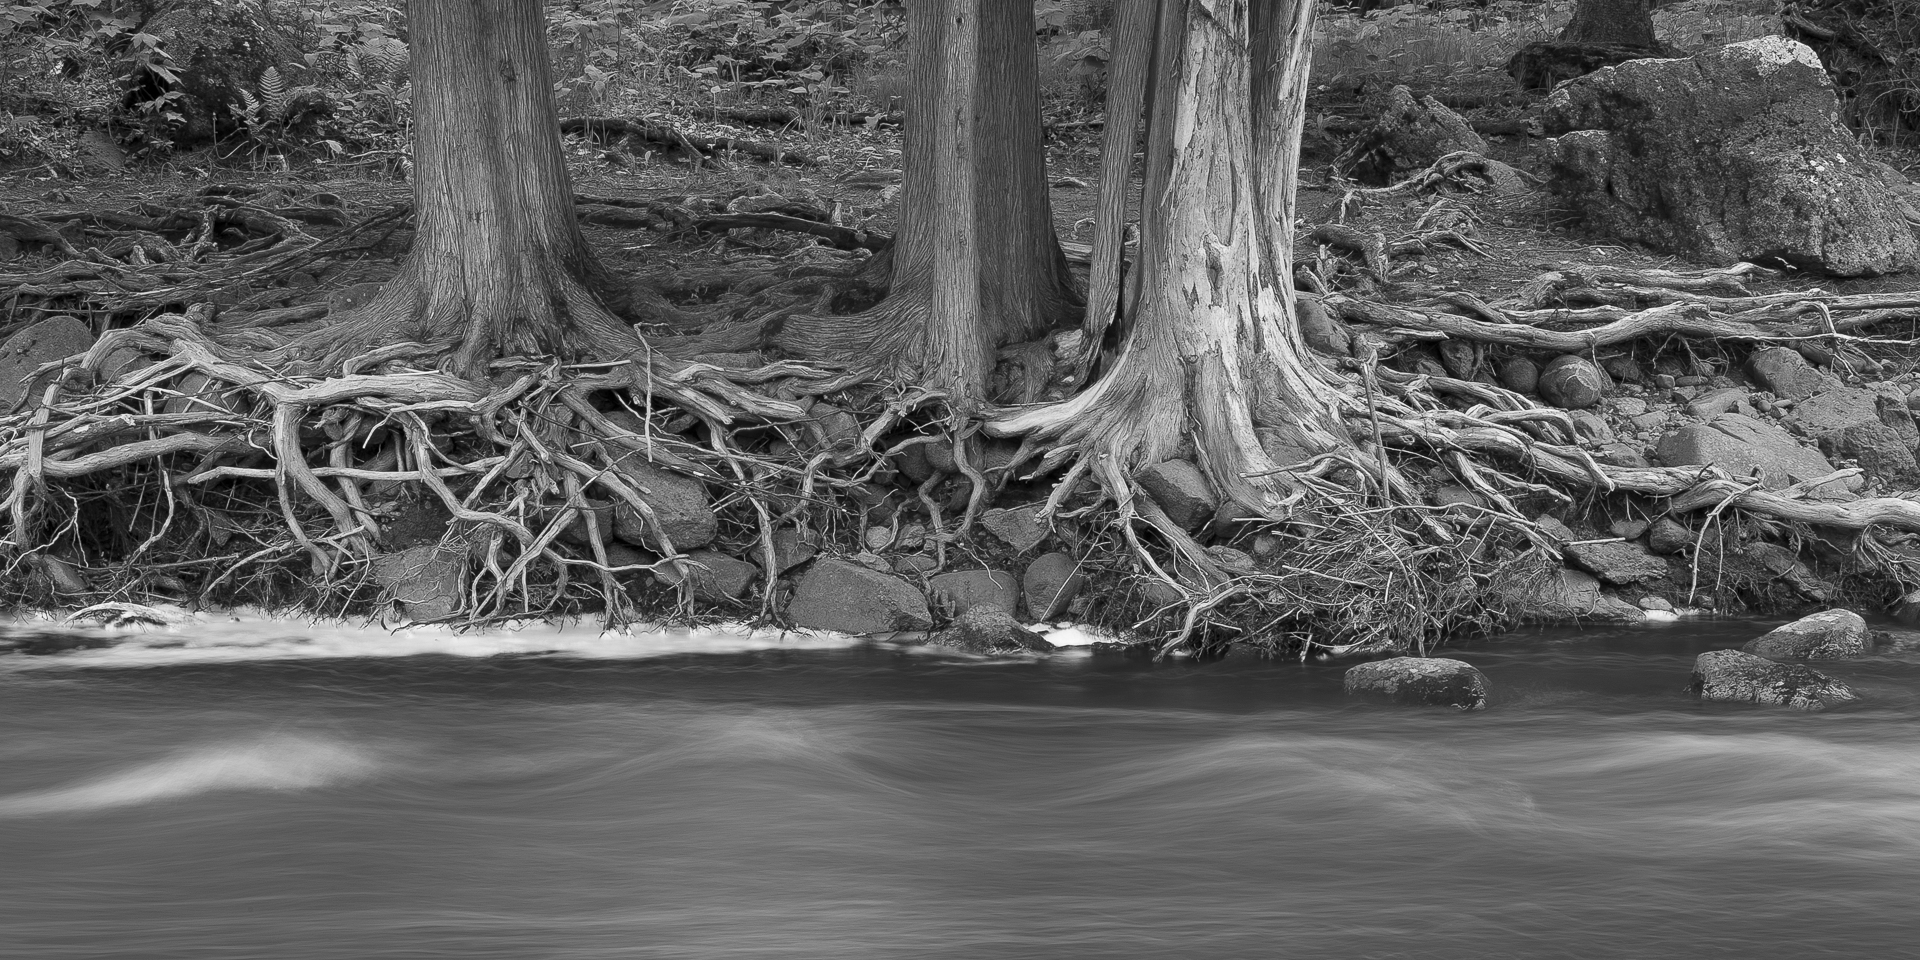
776,0 -> 1078,404
991,0 -> 1342,515
305,0 -> 636,377
1559,0 -> 1659,49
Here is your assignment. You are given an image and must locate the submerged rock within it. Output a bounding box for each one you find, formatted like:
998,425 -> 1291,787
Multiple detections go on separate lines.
925,609 -> 1054,656
1741,609 -> 1870,660
786,559 -> 932,634
1690,649 -> 1858,711
1344,657 -> 1491,711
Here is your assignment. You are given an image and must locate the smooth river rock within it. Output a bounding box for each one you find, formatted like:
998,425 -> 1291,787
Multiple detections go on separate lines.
1741,608 -> 1870,660
1344,657 -> 1491,711
1689,649 -> 1858,711
786,559 -> 932,635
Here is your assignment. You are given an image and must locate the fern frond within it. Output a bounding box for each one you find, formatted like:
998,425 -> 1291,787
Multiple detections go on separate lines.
259,67 -> 287,122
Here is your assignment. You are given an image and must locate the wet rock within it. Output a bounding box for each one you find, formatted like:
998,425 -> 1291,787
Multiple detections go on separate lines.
1498,357 -> 1540,394
1638,596 -> 1675,612
1541,38 -> 1920,276
0,316 -> 93,411
1344,657 -> 1491,711
608,455 -> 718,551
1741,608 -> 1870,660
1564,540 -> 1668,585
1512,567 -> 1645,622
1539,355 -> 1608,410
981,505 -> 1047,554
786,559 -> 932,634
1893,588 -> 1920,626
1023,551 -> 1086,620
929,569 -> 1019,617
1748,347 -> 1833,401
372,545 -> 465,621
1689,649 -> 1858,711
658,549 -> 758,602
925,608 -> 1054,655
1136,459 -> 1216,530
1647,518 -> 1692,555
1654,413 -> 1848,491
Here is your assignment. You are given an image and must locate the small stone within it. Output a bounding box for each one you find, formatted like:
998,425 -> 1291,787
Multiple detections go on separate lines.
1741,608 -> 1870,660
1136,459 -> 1217,530
981,504 -> 1048,554
1023,552 -> 1086,620
1674,375 -> 1709,387
1749,346 -> 1833,401
1536,516 -> 1577,543
893,553 -> 940,576
1609,519 -> 1650,540
1653,373 -> 1677,390
1564,540 -> 1669,585
803,401 -> 862,451
786,559 -> 932,634
1685,387 -> 1752,418
929,569 -> 1019,617
1600,355 -> 1644,384
1432,485 -> 1486,510
1690,649 -> 1857,711
1538,355 -> 1608,409
1344,657 -> 1491,711
863,525 -> 893,551
1647,518 -> 1692,555
1499,357 -> 1540,394
1568,409 -> 1613,443
371,545 -> 465,621
658,549 -> 759,602
1613,397 -> 1649,417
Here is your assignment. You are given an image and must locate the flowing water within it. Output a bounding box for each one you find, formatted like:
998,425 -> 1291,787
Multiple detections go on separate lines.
3,616 -> 1919,959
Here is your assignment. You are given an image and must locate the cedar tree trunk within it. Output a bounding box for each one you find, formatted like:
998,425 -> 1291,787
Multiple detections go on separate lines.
309,0 -> 637,376
991,0 -> 1342,515
777,0 -> 1079,404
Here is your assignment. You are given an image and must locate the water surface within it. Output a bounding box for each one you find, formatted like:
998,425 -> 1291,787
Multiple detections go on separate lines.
2,617 -> 1916,959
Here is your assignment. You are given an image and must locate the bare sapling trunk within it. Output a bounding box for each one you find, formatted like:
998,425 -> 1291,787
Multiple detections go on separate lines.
295,0 -> 639,377
1559,0 -> 1659,49
991,0 -> 1343,517
776,0 -> 1079,404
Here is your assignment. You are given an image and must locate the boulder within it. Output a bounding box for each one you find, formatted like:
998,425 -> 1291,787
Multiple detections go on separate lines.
0,316 -> 94,411
1344,657 -> 1491,711
1741,608 -> 1870,660
1538,355 -> 1607,409
1786,386 -> 1886,437
1821,421 -> 1920,487
1023,551 -> 1086,620
1748,346 -> 1833,401
1683,387 -> 1752,418
1563,540 -> 1669,585
929,569 -> 1019,617
981,505 -> 1047,554
786,559 -> 932,634
607,455 -> 719,551
1689,649 -> 1858,711
1509,567 -> 1645,622
925,608 -> 1054,655
1654,413 -> 1848,491
1136,459 -> 1216,530
1339,85 -> 1488,184
1541,38 -> 1919,276
371,544 -> 465,621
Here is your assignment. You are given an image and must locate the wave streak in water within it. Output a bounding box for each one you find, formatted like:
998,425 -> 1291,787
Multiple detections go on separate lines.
0,734 -> 380,817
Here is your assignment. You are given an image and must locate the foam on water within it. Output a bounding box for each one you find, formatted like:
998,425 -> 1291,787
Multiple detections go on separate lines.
0,734 -> 379,817
0,609 -> 867,668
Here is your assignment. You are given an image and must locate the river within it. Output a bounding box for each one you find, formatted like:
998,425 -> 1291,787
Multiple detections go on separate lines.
2,616 -> 1917,959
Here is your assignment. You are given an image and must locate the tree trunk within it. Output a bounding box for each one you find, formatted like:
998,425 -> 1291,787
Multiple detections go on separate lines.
777,0 -> 1078,404
991,0 -> 1342,514
1559,0 -> 1659,49
306,0 -> 636,377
